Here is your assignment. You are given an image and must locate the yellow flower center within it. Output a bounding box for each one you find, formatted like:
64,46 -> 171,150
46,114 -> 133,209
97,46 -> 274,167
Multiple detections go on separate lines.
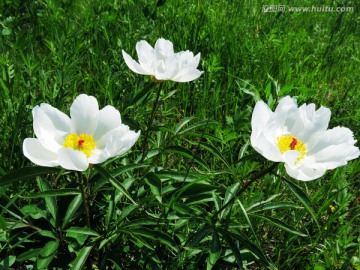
63,133 -> 96,158
277,134 -> 307,161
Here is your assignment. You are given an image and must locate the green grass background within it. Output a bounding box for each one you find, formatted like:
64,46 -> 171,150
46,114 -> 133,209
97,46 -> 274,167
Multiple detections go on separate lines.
0,0 -> 359,269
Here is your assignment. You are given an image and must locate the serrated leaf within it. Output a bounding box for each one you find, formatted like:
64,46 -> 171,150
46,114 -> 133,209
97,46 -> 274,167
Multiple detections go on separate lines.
0,167 -> 61,187
36,241 -> 59,269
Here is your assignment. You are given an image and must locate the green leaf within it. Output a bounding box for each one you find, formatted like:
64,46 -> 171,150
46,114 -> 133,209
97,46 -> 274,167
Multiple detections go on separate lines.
0,167 -> 61,187
37,178 -> 58,225
186,225 -> 212,248
129,228 -> 178,252
0,214 -> 7,231
282,178 -> 320,229
207,231 -> 221,270
0,256 -> 16,268
247,201 -> 303,213
221,231 -> 243,270
163,146 -> 209,170
94,165 -> 137,205
62,194 -> 83,229
254,214 -> 307,237
16,248 -> 42,262
36,241 -> 59,270
174,117 -> 195,135
22,188 -> 81,198
199,142 -> 229,167
66,227 -> 100,237
144,172 -> 162,202
70,245 -> 93,270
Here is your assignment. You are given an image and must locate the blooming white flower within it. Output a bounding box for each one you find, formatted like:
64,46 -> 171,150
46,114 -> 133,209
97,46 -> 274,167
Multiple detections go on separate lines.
251,96 -> 360,181
122,38 -> 203,82
23,94 -> 140,171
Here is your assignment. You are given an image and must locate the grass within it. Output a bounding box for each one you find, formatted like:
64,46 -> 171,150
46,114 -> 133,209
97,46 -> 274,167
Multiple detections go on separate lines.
0,0 -> 359,269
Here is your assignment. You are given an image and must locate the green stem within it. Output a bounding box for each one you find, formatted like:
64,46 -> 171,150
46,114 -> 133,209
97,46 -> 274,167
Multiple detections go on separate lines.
140,82 -> 163,162
78,172 -> 91,229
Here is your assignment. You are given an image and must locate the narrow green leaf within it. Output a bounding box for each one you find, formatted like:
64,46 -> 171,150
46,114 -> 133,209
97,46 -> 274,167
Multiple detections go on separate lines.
254,214 -> 307,237
37,178 -> 58,225
129,228 -> 178,252
17,248 -> 42,262
0,167 -> 61,187
221,231 -> 243,270
36,241 -> 59,270
70,245 -> 93,270
186,225 -> 212,248
247,201 -> 303,213
66,227 -> 100,237
0,214 -> 7,231
178,119 -> 218,135
93,165 -> 137,205
62,194 -> 83,229
144,172 -> 162,202
22,188 -> 80,198
174,117 -> 195,135
0,256 -> 16,268
199,142 -> 229,167
207,231 -> 221,270
282,178 -> 320,229
163,146 -> 209,170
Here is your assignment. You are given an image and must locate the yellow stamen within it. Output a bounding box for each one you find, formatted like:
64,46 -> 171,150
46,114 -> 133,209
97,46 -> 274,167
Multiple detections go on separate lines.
277,134 -> 307,161
63,133 -> 96,158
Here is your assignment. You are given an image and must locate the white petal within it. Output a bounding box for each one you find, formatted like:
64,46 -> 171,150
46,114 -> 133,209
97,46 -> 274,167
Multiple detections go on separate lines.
100,125 -> 140,158
291,103 -> 331,142
122,49 -> 152,75
154,38 -> 174,59
154,56 -> 178,80
136,40 -> 156,73
282,150 -> 301,166
70,94 -> 99,135
88,148 -> 110,164
309,127 -> 360,169
251,131 -> 282,162
57,148 -> 89,171
172,69 -> 203,82
285,163 -> 326,181
38,103 -> 71,135
274,96 -> 298,134
251,101 -> 274,132
32,105 -> 66,151
93,105 -> 122,140
23,138 -> 59,167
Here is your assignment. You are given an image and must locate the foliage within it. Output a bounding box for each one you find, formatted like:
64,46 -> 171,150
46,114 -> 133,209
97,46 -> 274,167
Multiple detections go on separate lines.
0,0 -> 359,269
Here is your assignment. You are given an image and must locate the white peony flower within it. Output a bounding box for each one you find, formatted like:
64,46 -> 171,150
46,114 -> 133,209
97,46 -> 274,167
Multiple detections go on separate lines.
122,38 -> 203,82
23,94 -> 140,171
251,96 -> 360,181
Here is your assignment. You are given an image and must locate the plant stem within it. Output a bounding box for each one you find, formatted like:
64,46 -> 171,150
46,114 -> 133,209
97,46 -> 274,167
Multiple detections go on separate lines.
78,171 -> 91,229
140,82 -> 163,162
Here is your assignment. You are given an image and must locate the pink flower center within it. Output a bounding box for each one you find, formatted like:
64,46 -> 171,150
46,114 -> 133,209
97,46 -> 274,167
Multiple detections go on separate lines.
78,139 -> 85,148
290,138 -> 297,150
